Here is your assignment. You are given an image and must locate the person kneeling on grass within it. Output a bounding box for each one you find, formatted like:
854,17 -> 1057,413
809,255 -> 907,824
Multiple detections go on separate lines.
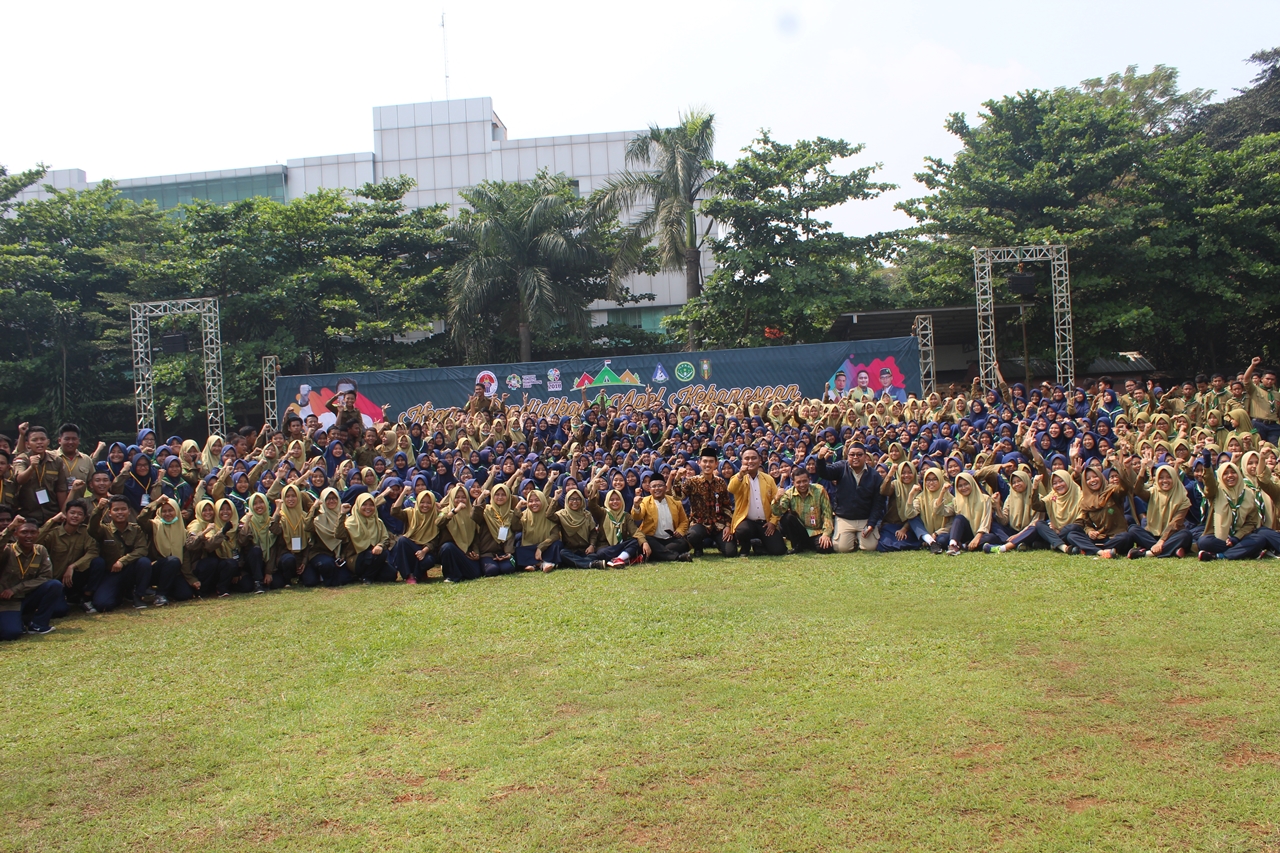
0,516 -> 62,637
38,500 -> 105,615
772,469 -> 834,553
726,448 -> 786,557
88,495 -> 153,611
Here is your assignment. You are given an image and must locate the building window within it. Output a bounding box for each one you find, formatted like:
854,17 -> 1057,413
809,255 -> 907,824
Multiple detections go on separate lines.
116,171 -> 287,210
607,306 -> 675,332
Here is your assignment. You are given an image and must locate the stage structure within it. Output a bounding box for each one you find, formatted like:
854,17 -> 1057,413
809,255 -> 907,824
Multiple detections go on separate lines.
912,314 -> 935,396
972,245 -> 1073,389
261,356 -> 280,430
130,298 -> 226,437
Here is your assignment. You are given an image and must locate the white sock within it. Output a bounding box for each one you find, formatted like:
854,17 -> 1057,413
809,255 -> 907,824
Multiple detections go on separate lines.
922,534 -> 935,545
617,551 -> 630,561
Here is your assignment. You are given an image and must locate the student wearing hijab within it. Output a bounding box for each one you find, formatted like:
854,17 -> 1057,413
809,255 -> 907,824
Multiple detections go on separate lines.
271,484 -> 318,587
308,487 -> 352,586
875,461 -> 932,551
945,472 -> 1006,554
985,468 -> 1043,553
184,498 -> 238,597
236,492 -> 277,591
515,488 -> 561,572
342,493 -> 394,583
390,485 -> 441,584
1063,460 -> 1136,558
475,482 -> 518,576
554,487 -> 599,568
914,467 -> 954,553
438,484 -> 483,582
1127,464 -> 1193,558
1197,461 -> 1266,560
134,495 -> 187,605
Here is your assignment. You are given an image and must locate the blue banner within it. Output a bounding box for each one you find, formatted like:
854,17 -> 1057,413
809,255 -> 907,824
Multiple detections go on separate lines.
276,337 -> 920,427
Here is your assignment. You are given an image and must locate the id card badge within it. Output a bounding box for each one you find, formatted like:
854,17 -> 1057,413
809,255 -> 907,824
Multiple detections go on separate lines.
498,526 -> 509,542
35,489 -> 50,505
808,511 -> 817,529
291,537 -> 303,551
140,493 -> 150,507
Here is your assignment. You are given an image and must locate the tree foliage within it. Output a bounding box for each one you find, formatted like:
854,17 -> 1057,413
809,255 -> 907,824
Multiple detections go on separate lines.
669,133 -> 893,349
893,56 -> 1280,374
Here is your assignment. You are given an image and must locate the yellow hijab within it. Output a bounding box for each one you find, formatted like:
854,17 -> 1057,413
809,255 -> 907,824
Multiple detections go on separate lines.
344,493 -> 387,553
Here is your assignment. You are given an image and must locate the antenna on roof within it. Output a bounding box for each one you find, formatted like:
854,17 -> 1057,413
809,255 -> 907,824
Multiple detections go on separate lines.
441,13 -> 450,100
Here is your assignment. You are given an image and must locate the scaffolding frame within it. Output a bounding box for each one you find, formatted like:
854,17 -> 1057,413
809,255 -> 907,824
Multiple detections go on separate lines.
262,356 -> 280,430
130,298 -> 226,438
972,245 -> 1073,389
912,314 -> 935,396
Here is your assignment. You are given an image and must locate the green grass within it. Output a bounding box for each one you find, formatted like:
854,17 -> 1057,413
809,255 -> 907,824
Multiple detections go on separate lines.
2,551 -> 1280,852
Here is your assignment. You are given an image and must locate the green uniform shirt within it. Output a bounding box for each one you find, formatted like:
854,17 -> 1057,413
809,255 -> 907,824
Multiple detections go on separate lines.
772,486 -> 834,537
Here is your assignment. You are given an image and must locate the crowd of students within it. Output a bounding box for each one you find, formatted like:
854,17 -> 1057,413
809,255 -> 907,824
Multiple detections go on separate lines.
2,357 -> 1278,641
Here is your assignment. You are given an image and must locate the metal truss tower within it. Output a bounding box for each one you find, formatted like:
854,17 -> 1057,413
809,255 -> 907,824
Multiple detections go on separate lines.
913,314 -> 935,397
262,356 -> 280,430
130,298 -> 226,438
971,245 -> 1072,389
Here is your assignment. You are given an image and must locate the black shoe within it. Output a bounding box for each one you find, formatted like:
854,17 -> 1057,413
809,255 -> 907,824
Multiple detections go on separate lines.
361,578 -> 372,585
1127,548 -> 1144,560
589,560 -> 606,570
253,582 -> 265,594
132,597 -> 147,610
153,595 -> 169,607
28,624 -> 54,635
1068,546 -> 1081,555
693,549 -> 704,558
82,601 -> 98,614
676,553 -> 693,562
1198,550 -> 1214,562
218,591 -> 231,598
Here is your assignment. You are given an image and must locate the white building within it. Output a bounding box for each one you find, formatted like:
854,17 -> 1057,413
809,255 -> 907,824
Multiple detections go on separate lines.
18,96 -> 710,331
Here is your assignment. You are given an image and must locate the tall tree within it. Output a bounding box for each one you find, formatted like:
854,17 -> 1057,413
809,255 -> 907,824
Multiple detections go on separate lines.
595,109 -> 717,350
669,133 -> 894,349
447,171 -> 621,363
0,180 -> 173,434
895,62 -> 1280,373
1191,47 -> 1280,149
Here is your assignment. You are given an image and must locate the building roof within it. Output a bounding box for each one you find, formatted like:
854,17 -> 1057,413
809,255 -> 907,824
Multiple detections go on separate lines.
831,304 -> 1031,346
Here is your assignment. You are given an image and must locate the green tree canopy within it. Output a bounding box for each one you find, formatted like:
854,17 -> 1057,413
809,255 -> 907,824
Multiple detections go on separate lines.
669,133 -> 893,349
447,171 -> 627,364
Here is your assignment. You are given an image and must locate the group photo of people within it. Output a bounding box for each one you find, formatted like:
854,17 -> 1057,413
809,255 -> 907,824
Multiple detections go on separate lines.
3,358 -> 1278,641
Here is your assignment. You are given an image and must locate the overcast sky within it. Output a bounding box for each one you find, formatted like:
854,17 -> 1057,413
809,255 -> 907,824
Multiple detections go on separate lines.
4,0 -> 1277,235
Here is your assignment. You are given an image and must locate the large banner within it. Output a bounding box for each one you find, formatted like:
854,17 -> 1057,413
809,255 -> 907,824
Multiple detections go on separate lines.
276,337 -> 920,427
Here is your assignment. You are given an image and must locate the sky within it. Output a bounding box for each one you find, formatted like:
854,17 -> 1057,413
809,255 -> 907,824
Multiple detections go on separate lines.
4,0 -> 1277,236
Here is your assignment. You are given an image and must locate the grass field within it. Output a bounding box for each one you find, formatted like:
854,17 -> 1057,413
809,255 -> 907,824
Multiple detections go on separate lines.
2,551 -> 1279,852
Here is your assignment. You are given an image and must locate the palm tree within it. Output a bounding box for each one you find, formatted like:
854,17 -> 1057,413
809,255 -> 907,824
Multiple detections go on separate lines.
594,109 -> 717,350
447,171 -> 617,363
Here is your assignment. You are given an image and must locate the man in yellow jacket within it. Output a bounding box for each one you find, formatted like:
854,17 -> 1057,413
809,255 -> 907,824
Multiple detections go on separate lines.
726,449 -> 787,556
630,476 -> 692,562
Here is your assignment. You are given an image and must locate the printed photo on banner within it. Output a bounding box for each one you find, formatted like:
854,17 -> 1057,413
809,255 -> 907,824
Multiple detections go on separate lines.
827,356 -> 907,403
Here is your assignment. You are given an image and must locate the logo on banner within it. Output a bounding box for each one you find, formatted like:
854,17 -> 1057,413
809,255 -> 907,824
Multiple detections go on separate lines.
546,368 -> 562,392
476,370 -> 498,396
521,374 -> 542,388
700,359 -> 712,380
652,363 -> 669,383
506,373 -> 522,390
674,361 -> 696,382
